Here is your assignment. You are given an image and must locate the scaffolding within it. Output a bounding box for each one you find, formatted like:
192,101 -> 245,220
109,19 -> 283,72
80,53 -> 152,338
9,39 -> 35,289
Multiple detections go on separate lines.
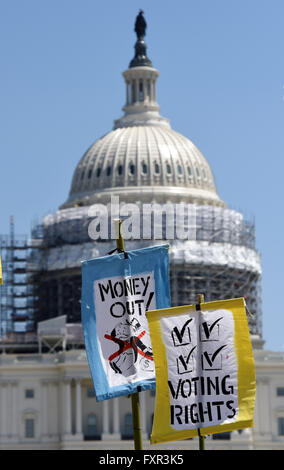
0,233 -> 12,337
169,263 -> 262,336
28,204 -> 262,337
0,203 -> 263,345
41,204 -> 256,249
0,217 -> 37,340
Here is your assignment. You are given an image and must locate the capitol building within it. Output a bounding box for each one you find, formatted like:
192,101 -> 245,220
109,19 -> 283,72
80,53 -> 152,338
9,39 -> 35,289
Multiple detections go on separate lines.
0,12 -> 284,450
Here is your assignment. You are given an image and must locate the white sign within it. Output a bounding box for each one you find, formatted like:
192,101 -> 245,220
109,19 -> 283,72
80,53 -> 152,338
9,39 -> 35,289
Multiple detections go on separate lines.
161,309 -> 238,429
94,272 -> 156,387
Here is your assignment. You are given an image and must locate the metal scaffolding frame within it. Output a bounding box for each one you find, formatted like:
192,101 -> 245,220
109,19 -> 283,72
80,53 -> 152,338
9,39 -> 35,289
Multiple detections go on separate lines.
0,204 -> 262,347
0,218 -> 37,340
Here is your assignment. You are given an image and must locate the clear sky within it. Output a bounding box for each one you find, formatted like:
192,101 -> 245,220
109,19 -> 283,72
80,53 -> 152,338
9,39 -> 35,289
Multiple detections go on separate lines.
0,0 -> 283,351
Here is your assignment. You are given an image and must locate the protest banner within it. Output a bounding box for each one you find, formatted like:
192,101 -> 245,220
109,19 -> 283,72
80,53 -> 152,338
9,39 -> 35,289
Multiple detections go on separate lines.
81,244 -> 170,402
147,297 -> 255,444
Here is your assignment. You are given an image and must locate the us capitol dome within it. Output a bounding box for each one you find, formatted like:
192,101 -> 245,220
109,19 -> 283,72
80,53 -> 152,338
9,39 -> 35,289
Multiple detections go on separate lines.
31,11 -> 262,340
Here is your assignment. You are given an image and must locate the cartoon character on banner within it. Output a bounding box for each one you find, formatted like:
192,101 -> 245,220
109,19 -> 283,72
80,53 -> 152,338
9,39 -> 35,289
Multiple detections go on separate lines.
104,318 -> 154,377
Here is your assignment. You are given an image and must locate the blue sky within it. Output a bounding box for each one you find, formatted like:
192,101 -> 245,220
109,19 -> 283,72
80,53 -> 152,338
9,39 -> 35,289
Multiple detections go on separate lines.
0,0 -> 283,351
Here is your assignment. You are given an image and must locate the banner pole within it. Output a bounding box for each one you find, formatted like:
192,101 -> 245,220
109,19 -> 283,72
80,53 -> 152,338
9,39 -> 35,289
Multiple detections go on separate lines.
114,218 -> 143,450
197,293 -> 205,451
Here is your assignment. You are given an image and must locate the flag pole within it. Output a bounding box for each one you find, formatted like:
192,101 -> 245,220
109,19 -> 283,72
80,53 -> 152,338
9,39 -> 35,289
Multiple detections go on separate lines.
197,293 -> 205,450
114,219 -> 143,450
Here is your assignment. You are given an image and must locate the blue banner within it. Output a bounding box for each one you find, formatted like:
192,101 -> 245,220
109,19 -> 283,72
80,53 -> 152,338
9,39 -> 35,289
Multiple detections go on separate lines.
81,244 -> 170,401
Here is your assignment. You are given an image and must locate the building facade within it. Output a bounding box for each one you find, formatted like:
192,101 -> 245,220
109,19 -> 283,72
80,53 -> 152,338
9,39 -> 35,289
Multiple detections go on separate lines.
0,342 -> 284,450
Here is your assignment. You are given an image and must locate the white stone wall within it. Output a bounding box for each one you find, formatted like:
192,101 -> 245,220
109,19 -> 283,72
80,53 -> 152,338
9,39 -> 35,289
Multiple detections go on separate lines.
0,348 -> 284,450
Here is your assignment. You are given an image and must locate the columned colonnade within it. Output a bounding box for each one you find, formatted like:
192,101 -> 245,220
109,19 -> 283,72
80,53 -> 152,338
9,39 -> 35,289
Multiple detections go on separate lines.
62,378 -> 149,440
0,376 -> 150,442
122,67 -> 159,110
0,381 -> 19,441
0,372 -> 280,446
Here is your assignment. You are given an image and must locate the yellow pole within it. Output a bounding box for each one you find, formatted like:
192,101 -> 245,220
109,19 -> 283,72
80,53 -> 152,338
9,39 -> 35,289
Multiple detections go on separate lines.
115,218 -> 125,252
114,219 -> 143,450
197,293 -> 205,450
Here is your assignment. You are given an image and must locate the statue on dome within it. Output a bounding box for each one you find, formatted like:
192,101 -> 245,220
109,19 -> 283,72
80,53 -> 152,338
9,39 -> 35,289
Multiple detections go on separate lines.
134,10 -> 147,39
129,10 -> 152,68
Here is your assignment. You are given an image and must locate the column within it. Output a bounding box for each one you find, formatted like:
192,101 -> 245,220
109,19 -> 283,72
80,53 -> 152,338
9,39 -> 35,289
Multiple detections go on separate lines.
6,382 -> 12,438
0,382 -> 8,441
63,378 -> 72,438
139,391 -> 148,440
153,79 -> 157,101
6,381 -> 19,442
46,380 -> 60,442
143,79 -> 147,102
112,397 -> 121,440
135,79 -> 139,104
102,400 -> 112,440
126,81 -> 130,105
41,380 -> 49,441
149,80 -> 153,102
254,378 -> 272,442
75,378 -> 83,439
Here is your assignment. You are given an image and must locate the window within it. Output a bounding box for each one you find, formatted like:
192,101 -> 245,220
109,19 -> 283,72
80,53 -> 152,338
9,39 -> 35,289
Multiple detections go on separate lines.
187,166 -> 192,176
278,417 -> 284,436
212,431 -> 231,440
106,166 -> 111,176
139,81 -> 143,102
129,163 -> 135,175
81,170 -> 85,180
118,164 -> 123,176
142,162 -> 148,174
88,169 -> 92,179
84,413 -> 100,441
25,389 -> 34,399
196,167 -> 200,177
166,164 -> 172,174
25,418 -> 35,438
132,82 -> 136,103
123,413 -> 133,439
177,164 -> 183,175
87,414 -> 97,436
154,163 -> 160,174
87,388 -> 96,398
96,167 -> 101,178
277,387 -> 284,396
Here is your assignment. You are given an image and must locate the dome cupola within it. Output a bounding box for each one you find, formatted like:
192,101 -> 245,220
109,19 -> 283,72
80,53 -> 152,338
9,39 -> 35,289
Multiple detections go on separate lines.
61,12 -> 225,209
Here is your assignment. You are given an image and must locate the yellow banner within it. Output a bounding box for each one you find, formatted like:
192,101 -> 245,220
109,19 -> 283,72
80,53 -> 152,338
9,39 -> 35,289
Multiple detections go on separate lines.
147,297 -> 255,445
0,256 -> 2,285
